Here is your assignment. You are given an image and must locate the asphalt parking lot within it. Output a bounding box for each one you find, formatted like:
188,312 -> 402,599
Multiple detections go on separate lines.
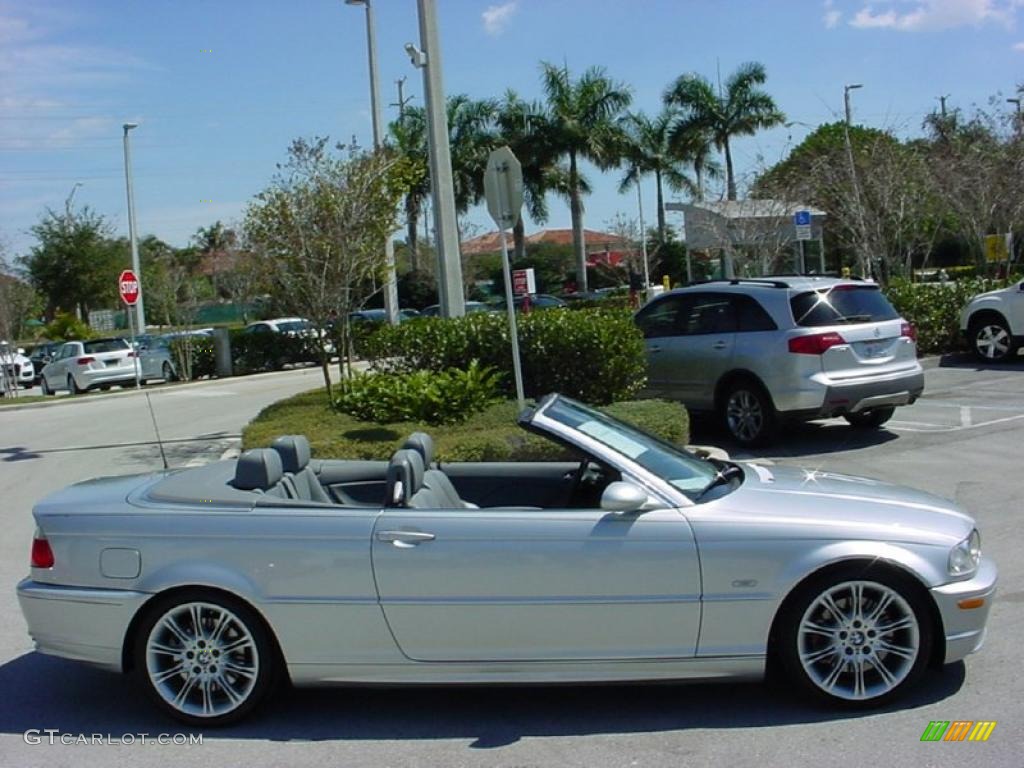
0,358 -> 1021,768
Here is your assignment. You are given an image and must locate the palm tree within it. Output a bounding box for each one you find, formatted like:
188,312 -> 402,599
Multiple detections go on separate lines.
664,62 -> 785,200
389,108 -> 430,271
539,62 -> 632,291
618,108 -> 697,243
495,90 -> 568,259
668,122 -> 722,202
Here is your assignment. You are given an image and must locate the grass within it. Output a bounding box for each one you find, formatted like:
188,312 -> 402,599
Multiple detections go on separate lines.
0,394 -> 53,407
243,390 -> 690,462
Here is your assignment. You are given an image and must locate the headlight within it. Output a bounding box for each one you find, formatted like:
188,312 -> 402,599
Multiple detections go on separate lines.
948,529 -> 981,576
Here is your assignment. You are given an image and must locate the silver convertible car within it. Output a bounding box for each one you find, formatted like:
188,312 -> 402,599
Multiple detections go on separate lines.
17,395 -> 996,725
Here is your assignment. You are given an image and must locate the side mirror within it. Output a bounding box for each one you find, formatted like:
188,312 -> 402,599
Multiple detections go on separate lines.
600,481 -> 649,513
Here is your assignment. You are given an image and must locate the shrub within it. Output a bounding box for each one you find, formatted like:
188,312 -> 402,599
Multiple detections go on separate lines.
229,329 -> 319,374
243,393 -> 689,463
885,278 -> 993,355
336,361 -> 503,425
45,312 -> 93,342
169,337 -> 216,380
363,307 -> 647,404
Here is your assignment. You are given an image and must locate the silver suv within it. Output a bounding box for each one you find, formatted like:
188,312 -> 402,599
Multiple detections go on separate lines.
634,277 -> 924,445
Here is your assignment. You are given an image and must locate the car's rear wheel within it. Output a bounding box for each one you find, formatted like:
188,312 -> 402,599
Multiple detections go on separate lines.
67,374 -> 83,395
970,316 -> 1015,362
777,567 -> 932,707
40,376 -> 53,396
843,407 -> 895,429
135,591 -> 276,726
722,381 -> 777,446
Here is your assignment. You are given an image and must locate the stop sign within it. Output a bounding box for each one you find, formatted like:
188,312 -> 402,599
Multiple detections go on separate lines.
118,269 -> 140,306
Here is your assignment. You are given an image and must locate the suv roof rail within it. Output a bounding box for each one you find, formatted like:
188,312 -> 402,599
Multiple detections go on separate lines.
725,278 -> 790,289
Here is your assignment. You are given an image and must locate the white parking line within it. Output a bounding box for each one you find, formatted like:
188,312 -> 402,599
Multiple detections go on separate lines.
889,413 -> 1024,433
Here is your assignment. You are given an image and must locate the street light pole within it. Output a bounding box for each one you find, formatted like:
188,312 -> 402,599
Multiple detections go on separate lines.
122,123 -> 146,331
345,0 -> 400,325
842,84 -> 868,278
411,0 -> 464,318
635,179 -> 650,295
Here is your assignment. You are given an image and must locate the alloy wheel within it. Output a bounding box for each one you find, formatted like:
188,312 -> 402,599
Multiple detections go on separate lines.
975,324 -> 1011,360
797,580 -> 920,701
726,389 -> 764,443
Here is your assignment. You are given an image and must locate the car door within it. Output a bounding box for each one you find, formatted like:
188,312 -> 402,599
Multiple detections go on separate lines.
635,294 -> 692,398
371,504 -> 702,662
46,343 -> 75,389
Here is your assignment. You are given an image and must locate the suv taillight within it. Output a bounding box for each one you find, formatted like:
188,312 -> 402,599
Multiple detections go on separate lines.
31,535 -> 54,568
901,322 -> 917,342
788,332 -> 845,355
76,356 -> 95,365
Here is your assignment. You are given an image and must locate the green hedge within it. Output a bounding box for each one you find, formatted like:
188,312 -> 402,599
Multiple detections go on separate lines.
169,331 -> 321,380
244,393 -> 689,462
363,308 -> 646,405
885,278 -> 992,355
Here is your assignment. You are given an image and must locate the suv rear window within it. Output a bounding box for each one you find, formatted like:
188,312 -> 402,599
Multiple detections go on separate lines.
83,338 -> 130,353
790,286 -> 899,327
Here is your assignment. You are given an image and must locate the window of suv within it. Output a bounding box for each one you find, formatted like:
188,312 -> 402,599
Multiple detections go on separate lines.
790,285 -> 899,327
733,294 -> 777,332
83,338 -> 130,354
635,295 -> 690,338
679,293 -> 735,335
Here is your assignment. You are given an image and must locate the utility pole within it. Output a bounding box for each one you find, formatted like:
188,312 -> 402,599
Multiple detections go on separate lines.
1008,97 -> 1022,136
843,84 -> 868,278
122,123 -> 146,331
390,76 -> 412,118
410,0 -> 465,317
937,95 -> 948,117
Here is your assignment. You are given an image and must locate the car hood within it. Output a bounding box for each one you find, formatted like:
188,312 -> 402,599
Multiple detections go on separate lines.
712,462 -> 975,546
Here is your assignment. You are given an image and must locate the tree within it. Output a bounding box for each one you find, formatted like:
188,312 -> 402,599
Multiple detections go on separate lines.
665,62 -> 785,201
19,207 -> 123,319
389,107 -> 430,271
244,137 -> 411,399
0,243 -> 42,343
618,108 -> 696,244
539,61 -> 632,292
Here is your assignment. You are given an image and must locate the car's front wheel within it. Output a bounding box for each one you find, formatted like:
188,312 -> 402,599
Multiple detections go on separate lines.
722,381 -> 777,446
777,567 -> 932,707
970,316 -> 1015,362
135,591 -> 276,726
843,407 -> 895,429
162,361 -> 176,382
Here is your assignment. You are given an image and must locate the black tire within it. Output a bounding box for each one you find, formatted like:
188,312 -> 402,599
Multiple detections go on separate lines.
133,590 -> 277,726
162,361 -> 176,382
843,406 -> 895,429
67,374 -> 82,395
40,376 -> 53,396
775,564 -> 933,708
721,380 -> 778,446
969,315 -> 1016,363
100,384 -> 111,391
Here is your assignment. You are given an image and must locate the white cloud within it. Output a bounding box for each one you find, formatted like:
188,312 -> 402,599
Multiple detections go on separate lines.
823,0 -> 843,28
848,0 -> 1020,31
1014,39 -> 1024,48
482,1 -> 517,36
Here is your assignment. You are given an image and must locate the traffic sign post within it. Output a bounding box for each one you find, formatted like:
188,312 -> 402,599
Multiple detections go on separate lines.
484,147 -> 526,411
118,270 -> 142,390
793,211 -> 812,273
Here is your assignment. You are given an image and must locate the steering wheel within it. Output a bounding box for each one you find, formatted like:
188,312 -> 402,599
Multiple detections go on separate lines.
563,457 -> 591,508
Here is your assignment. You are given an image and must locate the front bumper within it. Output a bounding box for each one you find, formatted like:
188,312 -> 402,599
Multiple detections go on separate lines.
930,557 -> 998,664
16,579 -> 150,672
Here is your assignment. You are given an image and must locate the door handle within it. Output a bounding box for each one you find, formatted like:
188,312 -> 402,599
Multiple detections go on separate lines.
712,340 -> 728,350
376,530 -> 436,548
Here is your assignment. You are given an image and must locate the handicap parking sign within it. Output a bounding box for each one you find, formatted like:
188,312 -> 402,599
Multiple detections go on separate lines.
794,210 -> 812,226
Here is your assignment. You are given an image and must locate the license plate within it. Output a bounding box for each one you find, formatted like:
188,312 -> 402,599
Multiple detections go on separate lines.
106,359 -> 119,366
862,341 -> 886,358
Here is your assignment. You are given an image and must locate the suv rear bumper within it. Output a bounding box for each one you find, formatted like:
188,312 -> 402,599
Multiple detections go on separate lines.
780,367 -> 924,420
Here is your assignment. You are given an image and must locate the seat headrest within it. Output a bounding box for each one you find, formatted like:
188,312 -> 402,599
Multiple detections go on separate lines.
386,449 -> 425,507
233,449 -> 284,491
402,432 -> 435,466
271,434 -> 311,474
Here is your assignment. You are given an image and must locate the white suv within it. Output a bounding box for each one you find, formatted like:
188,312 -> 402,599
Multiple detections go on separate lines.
634,277 -> 925,445
959,280 -> 1024,362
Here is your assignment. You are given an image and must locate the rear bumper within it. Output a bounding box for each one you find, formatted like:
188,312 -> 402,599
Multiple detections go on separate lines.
79,367 -> 138,387
780,367 -> 924,419
16,579 -> 149,672
930,558 -> 998,664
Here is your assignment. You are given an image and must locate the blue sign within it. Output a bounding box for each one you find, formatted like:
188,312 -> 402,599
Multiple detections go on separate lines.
794,210 -> 812,226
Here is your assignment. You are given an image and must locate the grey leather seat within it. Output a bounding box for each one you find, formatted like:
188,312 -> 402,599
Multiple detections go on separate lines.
271,435 -> 332,503
232,449 -> 289,498
402,432 -> 478,509
386,449 -> 439,509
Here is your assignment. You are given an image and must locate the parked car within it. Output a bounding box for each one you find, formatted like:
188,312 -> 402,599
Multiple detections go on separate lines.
486,294 -> 568,312
16,394 -> 995,725
0,342 -> 34,391
634,277 -> 924,445
419,301 -> 495,317
348,308 -> 420,324
242,317 -> 333,360
27,341 -> 61,384
39,337 -> 139,395
959,279 -> 1024,362
136,335 -> 179,382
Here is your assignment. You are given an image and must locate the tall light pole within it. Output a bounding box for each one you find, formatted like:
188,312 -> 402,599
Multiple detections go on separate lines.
122,123 -> 146,330
64,182 -> 82,232
843,84 -> 868,277
345,0 -> 400,325
409,0 -> 464,317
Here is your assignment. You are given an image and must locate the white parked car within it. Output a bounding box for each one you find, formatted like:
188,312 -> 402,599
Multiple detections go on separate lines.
959,279 -> 1024,362
40,337 -> 139,395
0,343 -> 34,391
243,317 -> 334,357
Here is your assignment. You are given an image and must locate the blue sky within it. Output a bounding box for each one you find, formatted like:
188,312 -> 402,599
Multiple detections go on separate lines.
2,0 -> 1023,260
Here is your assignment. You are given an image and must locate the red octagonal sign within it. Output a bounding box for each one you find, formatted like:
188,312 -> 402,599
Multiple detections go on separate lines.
118,269 -> 140,306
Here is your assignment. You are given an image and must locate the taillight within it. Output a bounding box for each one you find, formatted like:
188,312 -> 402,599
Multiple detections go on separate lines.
31,535 -> 54,568
901,322 -> 917,342
788,332 -> 845,355
126,351 -> 137,358
76,356 -> 95,365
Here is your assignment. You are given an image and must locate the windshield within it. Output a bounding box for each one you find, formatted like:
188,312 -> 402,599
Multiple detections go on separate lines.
543,397 -> 717,498
83,338 -> 130,353
790,285 -> 899,327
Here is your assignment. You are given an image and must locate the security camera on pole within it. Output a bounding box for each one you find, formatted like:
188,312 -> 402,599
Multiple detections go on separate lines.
483,146 -> 526,411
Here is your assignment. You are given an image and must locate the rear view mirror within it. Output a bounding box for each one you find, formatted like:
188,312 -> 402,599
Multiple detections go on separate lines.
600,481 -> 648,513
